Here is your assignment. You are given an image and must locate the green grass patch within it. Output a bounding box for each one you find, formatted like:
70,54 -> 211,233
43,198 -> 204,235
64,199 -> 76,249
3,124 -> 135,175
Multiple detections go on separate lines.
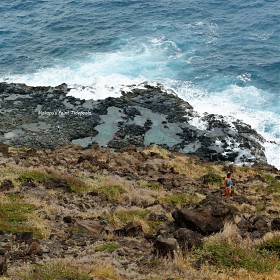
18,263 -> 91,280
257,236 -> 280,257
18,170 -> 50,183
256,201 -> 268,213
238,165 -> 250,172
95,242 -> 119,253
70,226 -> 89,236
196,241 -> 280,273
18,170 -> 91,193
112,209 -> 150,224
147,220 -> 166,233
144,182 -> 160,190
159,192 -> 204,207
0,198 -> 41,236
95,185 -> 125,201
64,175 -> 91,192
160,193 -> 190,207
267,179 -> 280,194
203,172 -> 223,185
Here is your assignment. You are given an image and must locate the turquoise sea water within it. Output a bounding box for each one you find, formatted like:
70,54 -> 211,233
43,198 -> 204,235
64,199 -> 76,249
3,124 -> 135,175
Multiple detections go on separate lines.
0,0 -> 279,167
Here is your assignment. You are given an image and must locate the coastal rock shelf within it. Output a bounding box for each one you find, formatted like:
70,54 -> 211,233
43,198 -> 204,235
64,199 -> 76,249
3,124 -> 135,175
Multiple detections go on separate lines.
0,82 -> 266,164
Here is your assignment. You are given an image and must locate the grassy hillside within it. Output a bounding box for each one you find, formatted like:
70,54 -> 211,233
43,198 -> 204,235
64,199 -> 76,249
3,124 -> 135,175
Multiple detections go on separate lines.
0,144 -> 279,279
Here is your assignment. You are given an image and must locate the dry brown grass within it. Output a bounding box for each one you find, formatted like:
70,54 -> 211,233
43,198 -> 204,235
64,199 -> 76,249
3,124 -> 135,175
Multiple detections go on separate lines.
1,145 -> 280,280
146,252 -> 280,280
90,264 -> 123,280
206,222 -> 243,246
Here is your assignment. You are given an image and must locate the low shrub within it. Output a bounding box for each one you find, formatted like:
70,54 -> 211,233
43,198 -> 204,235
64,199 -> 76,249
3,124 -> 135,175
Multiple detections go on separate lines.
203,172 -> 222,185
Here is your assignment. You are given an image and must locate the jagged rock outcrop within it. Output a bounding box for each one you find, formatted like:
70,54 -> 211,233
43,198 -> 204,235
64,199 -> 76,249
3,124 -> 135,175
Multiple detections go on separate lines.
0,82 -> 267,164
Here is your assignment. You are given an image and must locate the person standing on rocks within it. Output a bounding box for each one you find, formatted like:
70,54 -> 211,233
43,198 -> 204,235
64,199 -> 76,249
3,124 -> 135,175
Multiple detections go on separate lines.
224,172 -> 233,199
56,121 -> 61,134
50,122 -> 56,135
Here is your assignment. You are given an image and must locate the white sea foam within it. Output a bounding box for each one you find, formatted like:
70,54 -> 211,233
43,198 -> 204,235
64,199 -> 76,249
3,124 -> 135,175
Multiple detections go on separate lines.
188,115 -> 208,131
173,82 -> 280,169
1,43 -> 279,169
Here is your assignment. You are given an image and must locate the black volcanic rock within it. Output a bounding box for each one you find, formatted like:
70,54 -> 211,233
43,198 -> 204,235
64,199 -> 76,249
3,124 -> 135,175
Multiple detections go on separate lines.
0,82 -> 267,165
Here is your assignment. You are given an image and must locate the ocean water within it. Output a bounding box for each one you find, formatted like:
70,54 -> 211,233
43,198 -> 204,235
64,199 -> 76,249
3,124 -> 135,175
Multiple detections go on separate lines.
0,0 -> 279,168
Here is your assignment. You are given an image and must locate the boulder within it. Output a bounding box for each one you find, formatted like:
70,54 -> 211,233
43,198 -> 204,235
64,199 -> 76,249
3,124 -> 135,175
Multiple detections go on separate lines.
147,212 -> 168,222
44,178 -> 71,192
172,208 -> 225,235
153,237 -> 179,258
74,221 -> 104,236
63,216 -> 75,224
271,218 -> 280,231
0,179 -> 14,191
26,240 -> 41,256
115,221 -> 144,237
174,228 -> 203,250
0,143 -> 8,156
0,256 -> 7,275
20,180 -> 37,189
251,215 -> 269,230
15,232 -> 33,242
237,219 -> 250,233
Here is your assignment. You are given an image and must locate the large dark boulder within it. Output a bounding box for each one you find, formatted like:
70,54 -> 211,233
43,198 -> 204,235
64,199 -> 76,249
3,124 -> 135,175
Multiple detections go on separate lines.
174,228 -> 203,250
153,237 -> 179,258
15,232 -> 33,242
172,208 -> 227,235
44,178 -> 71,192
271,218 -> 280,231
0,179 -> 14,191
115,221 -> 144,237
0,256 -> 7,275
0,143 -> 8,156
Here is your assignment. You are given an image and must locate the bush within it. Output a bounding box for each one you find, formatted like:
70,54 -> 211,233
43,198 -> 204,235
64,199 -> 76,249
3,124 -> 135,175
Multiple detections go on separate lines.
203,172 -> 223,185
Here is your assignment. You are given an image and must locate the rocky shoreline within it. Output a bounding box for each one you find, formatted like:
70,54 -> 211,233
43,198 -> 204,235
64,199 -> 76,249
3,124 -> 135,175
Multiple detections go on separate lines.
0,82 -> 267,165
0,82 -> 279,279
